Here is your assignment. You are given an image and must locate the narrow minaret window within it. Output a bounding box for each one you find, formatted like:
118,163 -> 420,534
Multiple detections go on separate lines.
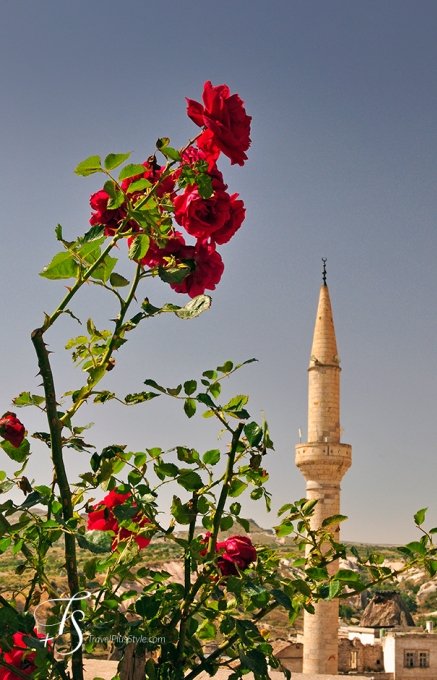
295,262 -> 352,675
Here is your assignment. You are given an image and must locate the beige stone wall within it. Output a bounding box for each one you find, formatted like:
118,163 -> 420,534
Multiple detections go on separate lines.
383,633 -> 437,680
308,366 -> 341,443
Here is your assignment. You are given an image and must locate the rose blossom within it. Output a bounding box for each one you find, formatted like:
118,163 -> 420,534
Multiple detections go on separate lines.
128,232 -> 224,298
186,81 -> 251,166
170,239 -> 224,298
211,194 -> 245,245
0,413 -> 25,449
87,489 -> 150,551
89,190 -> 128,237
0,631 -> 47,679
201,533 -> 257,577
173,183 -> 231,240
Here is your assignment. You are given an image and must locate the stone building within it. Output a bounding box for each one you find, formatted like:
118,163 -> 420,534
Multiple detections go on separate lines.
295,269 -> 352,674
382,630 -> 437,680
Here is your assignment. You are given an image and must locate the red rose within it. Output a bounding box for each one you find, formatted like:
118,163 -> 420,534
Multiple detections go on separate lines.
0,631 -> 46,679
173,184 -> 231,240
186,81 -> 251,166
89,190 -> 128,237
211,194 -> 245,245
87,489 -> 150,551
200,533 -> 257,577
170,240 -> 224,298
222,535 -> 257,565
195,130 -> 221,168
0,413 -> 25,449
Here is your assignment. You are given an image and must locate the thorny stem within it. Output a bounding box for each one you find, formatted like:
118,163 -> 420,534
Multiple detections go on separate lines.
207,422 -> 244,556
61,261 -> 142,423
30,328 -> 83,680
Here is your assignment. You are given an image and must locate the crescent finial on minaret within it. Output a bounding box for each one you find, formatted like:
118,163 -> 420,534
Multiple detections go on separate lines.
322,257 -> 327,286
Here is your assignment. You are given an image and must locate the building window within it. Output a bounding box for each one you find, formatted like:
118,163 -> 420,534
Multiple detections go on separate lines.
404,652 -> 415,668
419,652 -> 429,668
350,651 -> 358,670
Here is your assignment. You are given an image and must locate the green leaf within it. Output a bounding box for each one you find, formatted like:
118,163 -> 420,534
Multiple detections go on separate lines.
223,394 -> 249,412
176,447 -> 199,464
183,380 -> 197,396
109,272 -> 130,288
244,422 -> 263,447
113,505 -> 138,521
405,541 -> 427,556
228,479 -> 248,498
91,255 -> 117,283
104,152 -> 131,171
154,462 -> 178,478
197,620 -> 216,641
136,596 -> 160,619
81,224 -> 106,243
129,234 -> 150,261
39,251 -> 79,280
291,579 -> 312,596
306,566 -> 329,581
183,399 -> 196,418
332,569 -> 361,582
239,649 -> 267,675
202,449 -> 220,465
328,580 -> 342,599
220,516 -> 234,531
197,393 -> 216,409
236,517 -> 250,532
77,530 -> 112,554
158,264 -> 191,284
271,589 -> 292,611
217,361 -> 233,373
229,502 -> 241,515
177,469 -> 203,491
160,147 -> 181,162
12,392 -> 45,408
171,496 -> 197,525
209,382 -> 221,399
156,137 -> 170,150
414,508 -> 428,526
74,155 -> 102,177
0,439 -> 30,463
118,164 -> 146,181
127,178 -> 152,194
20,491 -> 43,509
275,521 -> 294,537
167,385 -> 182,396
321,514 -> 348,528
203,370 -> 217,380
125,392 -> 159,404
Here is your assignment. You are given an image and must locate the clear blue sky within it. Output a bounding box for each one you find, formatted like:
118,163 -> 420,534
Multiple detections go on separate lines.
1,1 -> 436,543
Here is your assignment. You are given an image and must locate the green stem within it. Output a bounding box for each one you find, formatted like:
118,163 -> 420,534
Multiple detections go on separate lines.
207,422 -> 244,556
45,233 -> 124,331
61,262 -> 143,423
31,328 -> 83,680
177,494 -> 198,663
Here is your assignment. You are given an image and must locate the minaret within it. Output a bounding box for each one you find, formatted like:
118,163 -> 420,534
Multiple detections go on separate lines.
295,260 -> 351,675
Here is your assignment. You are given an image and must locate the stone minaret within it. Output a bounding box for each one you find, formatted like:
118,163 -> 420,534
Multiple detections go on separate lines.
295,265 -> 351,674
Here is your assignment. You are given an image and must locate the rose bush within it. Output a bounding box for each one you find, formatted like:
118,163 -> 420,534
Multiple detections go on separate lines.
0,81 -> 432,680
